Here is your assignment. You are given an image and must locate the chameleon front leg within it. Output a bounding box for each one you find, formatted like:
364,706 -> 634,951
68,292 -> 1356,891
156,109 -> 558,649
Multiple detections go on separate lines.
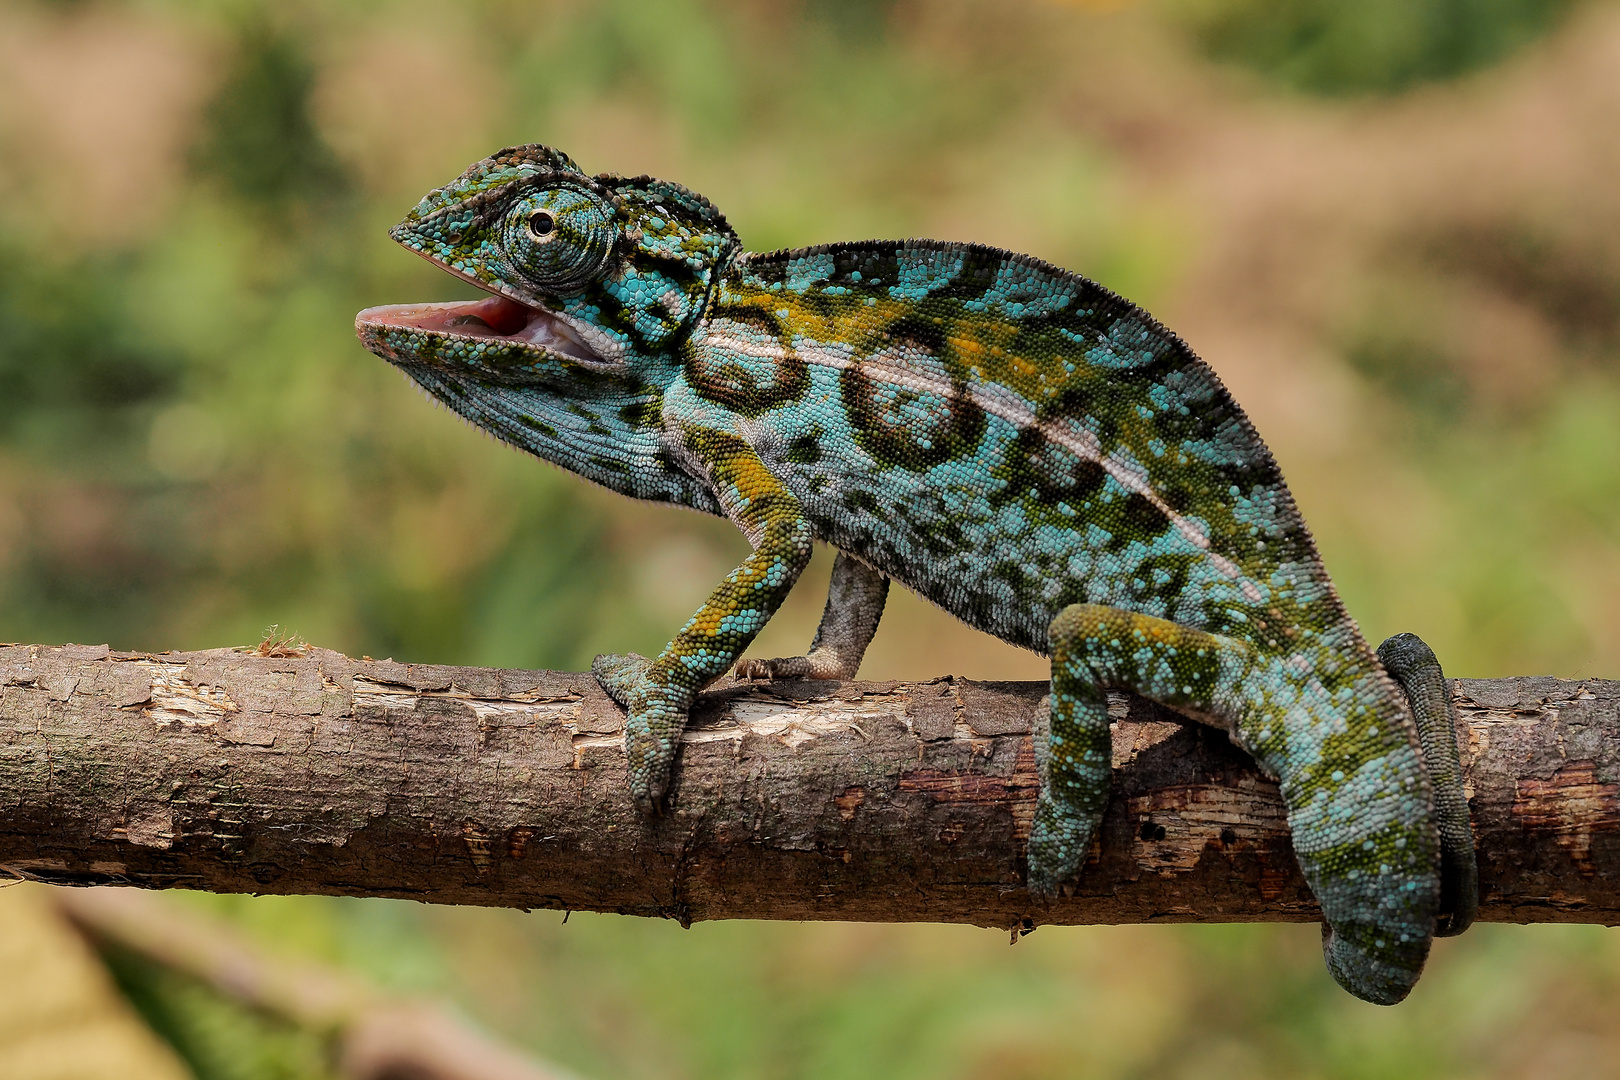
735,549 -> 889,681
1034,603 -> 1442,1006
593,428 -> 813,811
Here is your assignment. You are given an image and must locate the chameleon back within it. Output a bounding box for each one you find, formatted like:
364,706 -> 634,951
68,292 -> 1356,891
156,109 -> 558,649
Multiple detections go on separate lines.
698,239 -> 1334,657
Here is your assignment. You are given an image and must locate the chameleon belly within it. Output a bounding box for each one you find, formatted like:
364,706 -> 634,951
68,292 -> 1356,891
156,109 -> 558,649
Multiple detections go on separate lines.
354,144 -> 1476,1007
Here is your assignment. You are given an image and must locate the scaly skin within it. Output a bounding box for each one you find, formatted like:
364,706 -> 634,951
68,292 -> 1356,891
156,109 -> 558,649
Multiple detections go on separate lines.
355,145 -> 1476,1004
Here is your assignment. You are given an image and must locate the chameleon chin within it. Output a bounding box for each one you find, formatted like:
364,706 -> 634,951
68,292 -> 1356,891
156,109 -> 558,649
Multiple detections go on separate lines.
356,144 -> 1477,1005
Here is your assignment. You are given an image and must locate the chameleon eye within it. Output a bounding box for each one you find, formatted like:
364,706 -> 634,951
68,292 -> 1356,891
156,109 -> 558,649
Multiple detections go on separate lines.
505,187 -> 619,295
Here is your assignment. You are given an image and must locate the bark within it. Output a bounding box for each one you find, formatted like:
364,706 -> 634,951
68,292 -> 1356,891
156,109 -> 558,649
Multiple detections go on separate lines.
1,643 -> 1616,928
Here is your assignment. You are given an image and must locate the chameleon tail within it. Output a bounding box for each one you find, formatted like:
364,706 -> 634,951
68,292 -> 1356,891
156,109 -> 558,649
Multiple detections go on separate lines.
1315,849 -> 1436,1004
1277,654 -> 1443,1005
1377,632 -> 1478,938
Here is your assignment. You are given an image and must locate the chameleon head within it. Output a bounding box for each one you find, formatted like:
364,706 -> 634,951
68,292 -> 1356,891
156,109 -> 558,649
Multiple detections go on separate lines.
358,145 -> 737,383
354,145 -> 739,493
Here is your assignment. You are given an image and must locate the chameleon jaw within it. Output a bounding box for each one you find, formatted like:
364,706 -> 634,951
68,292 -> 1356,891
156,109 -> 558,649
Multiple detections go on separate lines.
355,295 -> 607,365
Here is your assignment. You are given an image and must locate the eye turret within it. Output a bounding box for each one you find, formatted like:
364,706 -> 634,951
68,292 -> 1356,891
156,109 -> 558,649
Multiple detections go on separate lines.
504,187 -> 618,294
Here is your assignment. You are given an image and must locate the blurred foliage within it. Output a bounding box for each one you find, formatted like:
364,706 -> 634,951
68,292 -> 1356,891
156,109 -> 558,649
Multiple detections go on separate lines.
2,0 -> 1620,1076
99,943 -> 340,1080
1170,0 -> 1576,94
172,892 -> 1620,1080
0,247 -> 180,462
192,21 -> 348,216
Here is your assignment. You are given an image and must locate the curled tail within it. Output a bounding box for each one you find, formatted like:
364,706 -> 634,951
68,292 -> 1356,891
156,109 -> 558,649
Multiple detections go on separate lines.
1250,646 -> 1445,1005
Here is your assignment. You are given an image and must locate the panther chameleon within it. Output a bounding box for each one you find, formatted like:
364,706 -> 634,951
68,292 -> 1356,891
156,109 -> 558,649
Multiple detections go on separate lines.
355,144 -> 1477,1004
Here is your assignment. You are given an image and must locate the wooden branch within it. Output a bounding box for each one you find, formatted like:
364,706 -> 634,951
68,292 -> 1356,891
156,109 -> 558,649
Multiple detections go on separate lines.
1,643 -> 1616,927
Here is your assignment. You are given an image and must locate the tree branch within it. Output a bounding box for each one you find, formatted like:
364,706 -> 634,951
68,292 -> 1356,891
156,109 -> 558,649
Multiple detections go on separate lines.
1,644 -> 1615,927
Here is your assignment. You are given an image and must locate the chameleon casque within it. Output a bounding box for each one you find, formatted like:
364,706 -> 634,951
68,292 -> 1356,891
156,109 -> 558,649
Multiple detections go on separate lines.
356,145 -> 1478,1005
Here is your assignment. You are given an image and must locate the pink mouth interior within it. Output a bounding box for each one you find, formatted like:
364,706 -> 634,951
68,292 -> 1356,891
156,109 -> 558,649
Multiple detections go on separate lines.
357,294 -> 602,363
460,294 -> 533,335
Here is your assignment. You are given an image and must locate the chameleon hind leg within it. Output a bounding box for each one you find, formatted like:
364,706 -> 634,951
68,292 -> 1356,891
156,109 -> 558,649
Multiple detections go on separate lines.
735,550 -> 889,681
1033,603 -> 1441,1005
1029,604 -> 1236,892
1378,632 -> 1478,937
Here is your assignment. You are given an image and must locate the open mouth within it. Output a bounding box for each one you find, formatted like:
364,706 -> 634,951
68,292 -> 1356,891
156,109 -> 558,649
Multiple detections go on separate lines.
356,293 -> 605,364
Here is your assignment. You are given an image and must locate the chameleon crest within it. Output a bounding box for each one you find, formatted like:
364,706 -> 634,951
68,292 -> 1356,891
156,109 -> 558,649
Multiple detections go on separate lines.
357,145 -> 1476,1005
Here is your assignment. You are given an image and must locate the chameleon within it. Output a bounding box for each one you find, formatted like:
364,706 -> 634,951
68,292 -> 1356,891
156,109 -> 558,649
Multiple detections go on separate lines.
355,145 -> 1477,1004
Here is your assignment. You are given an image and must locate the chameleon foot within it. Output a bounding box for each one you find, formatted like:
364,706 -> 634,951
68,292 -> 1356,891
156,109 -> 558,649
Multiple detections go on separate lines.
591,652 -> 679,811
736,550 -> 887,682
735,649 -> 852,681
1026,789 -> 1095,896
591,652 -> 651,707
1024,605 -> 1141,896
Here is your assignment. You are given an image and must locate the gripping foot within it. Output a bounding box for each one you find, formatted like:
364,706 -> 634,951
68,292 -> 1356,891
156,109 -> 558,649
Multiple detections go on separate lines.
736,550 -> 888,681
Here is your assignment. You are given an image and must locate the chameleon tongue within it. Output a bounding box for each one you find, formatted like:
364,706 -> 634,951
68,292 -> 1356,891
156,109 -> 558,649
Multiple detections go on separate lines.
464,294 -> 534,335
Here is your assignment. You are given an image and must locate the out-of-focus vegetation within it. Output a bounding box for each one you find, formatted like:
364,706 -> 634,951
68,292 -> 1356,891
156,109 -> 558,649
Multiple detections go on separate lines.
1171,0 -> 1576,94
0,885 -> 190,1079
2,0 -> 1619,1076
100,941 -> 340,1080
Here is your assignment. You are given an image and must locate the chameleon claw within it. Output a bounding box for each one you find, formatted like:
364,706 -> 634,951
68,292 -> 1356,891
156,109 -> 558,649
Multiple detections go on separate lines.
594,654 -> 679,814
734,651 -> 856,681
733,657 -> 776,680
1025,791 -> 1092,898
630,784 -> 664,816
734,655 -> 821,680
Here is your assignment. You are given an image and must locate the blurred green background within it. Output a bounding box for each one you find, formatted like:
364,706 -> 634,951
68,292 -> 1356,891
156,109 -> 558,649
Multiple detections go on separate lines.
3,0 -> 1620,1076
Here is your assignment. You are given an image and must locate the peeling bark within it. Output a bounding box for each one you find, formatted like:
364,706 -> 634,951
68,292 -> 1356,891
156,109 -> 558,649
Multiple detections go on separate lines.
1,644 -> 1617,928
